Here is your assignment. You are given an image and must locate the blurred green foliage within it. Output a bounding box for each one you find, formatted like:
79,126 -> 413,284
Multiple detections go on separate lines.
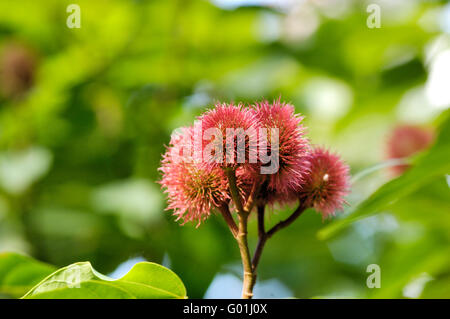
0,0 -> 449,298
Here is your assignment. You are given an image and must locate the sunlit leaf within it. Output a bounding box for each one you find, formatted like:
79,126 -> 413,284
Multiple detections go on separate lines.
22,260 -> 187,299
0,252 -> 56,298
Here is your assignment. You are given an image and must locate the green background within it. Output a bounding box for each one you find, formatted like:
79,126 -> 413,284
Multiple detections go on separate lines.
0,0 -> 449,298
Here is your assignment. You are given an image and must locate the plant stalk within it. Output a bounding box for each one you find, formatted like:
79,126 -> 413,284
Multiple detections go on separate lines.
225,168 -> 244,214
225,168 -> 257,298
237,212 -> 256,299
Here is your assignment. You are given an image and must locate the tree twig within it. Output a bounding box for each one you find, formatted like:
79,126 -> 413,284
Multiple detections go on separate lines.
252,203 -> 307,271
257,204 -> 266,238
251,205 -> 267,270
218,204 -> 238,238
243,176 -> 261,213
225,168 -> 245,215
266,202 -> 307,238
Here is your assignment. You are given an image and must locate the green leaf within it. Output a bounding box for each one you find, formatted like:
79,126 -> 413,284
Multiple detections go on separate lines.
0,252 -> 56,298
22,261 -> 187,299
318,110 -> 450,240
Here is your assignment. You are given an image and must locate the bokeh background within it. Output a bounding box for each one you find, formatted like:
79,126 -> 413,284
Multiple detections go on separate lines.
0,0 -> 449,298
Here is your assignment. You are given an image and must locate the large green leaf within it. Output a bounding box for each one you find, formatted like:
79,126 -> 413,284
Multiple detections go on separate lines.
318,110 -> 450,240
0,252 -> 56,298
22,260 -> 187,299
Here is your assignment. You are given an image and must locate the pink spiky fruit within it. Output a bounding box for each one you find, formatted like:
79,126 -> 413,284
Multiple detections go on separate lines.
253,99 -> 309,205
386,125 -> 434,175
159,126 -> 230,226
298,147 -> 350,218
